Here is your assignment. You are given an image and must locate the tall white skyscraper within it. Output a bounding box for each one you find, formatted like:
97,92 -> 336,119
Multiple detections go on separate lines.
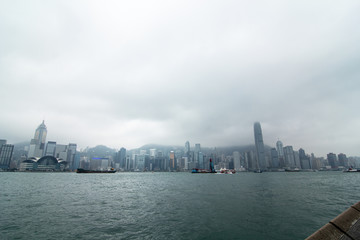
28,121 -> 47,158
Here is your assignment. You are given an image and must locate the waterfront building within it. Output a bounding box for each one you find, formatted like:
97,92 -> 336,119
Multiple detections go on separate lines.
338,153 -> 348,167
245,151 -> 256,170
293,151 -> 301,169
199,152 -> 205,169
28,121 -> 47,158
270,148 -> 279,169
0,143 -> 14,169
299,148 -> 311,169
310,153 -> 321,170
276,140 -> 284,157
283,146 -> 295,168
136,154 -> 145,170
73,153 -> 80,170
327,153 -> 338,169
169,151 -> 176,170
183,157 -> 188,170
233,151 -> 241,171
185,141 -> 190,155
125,155 -> 131,170
68,143 -> 77,170
254,122 -> 266,170
119,148 -> 127,168
20,155 -> 67,171
44,141 -> 56,156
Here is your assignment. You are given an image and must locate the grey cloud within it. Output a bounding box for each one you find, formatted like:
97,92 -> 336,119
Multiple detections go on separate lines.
1,0 -> 360,156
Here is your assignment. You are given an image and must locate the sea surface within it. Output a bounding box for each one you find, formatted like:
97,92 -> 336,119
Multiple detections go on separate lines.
1,171 -> 359,240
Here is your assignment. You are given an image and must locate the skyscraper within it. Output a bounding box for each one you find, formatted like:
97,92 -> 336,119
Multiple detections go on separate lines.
283,146 -> 295,168
44,141 -> 57,156
169,151 -> 176,170
185,141 -> 190,154
0,142 -> 14,169
254,122 -> 266,170
327,153 -> 338,168
233,151 -> 241,170
270,148 -> 279,169
28,121 -> 47,158
119,148 -> 127,168
276,140 -> 284,157
338,153 -> 348,167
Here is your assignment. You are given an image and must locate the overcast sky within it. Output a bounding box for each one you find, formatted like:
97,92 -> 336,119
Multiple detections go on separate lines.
1,0 -> 360,156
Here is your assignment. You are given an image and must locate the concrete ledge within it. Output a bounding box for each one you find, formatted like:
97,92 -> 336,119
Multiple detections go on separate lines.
352,202 -> 360,212
306,223 -> 349,240
306,201 -> 360,240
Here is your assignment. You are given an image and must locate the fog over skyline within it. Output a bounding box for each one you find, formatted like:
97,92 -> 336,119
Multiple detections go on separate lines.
1,0 -> 360,156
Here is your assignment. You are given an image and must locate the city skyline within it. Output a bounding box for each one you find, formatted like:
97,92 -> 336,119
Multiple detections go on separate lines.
2,120 -> 356,160
1,1 -> 360,156
2,119 -> 359,171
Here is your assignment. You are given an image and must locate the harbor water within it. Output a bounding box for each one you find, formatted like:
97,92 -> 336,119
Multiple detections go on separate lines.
1,171 -> 359,239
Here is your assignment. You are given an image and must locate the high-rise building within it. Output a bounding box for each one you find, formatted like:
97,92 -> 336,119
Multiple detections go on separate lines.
233,151 -> 241,170
0,143 -> 14,169
276,140 -> 284,157
270,148 -> 279,169
195,143 -> 201,153
293,151 -> 301,168
28,121 -> 47,158
119,148 -> 127,168
299,148 -> 311,169
44,141 -> 57,156
68,143 -> 77,170
283,146 -> 295,168
0,139 -> 7,146
169,151 -> 176,170
327,153 -> 338,168
149,149 -> 156,158
338,153 -> 348,167
254,122 -> 266,170
185,141 -> 191,162
185,141 -> 190,154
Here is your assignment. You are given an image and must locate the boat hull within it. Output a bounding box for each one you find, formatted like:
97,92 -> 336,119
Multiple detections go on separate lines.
76,168 -> 116,173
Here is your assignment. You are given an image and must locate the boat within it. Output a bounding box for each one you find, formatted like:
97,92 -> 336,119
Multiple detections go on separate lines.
76,168 -> 116,173
254,169 -> 262,173
343,168 -> 360,173
219,168 -> 236,174
191,158 -> 216,173
285,168 -> 300,172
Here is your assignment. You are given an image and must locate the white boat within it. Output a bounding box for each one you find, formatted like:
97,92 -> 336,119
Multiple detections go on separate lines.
219,168 -> 236,174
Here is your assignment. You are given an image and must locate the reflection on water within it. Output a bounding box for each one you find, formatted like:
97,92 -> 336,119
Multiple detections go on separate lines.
0,172 -> 359,239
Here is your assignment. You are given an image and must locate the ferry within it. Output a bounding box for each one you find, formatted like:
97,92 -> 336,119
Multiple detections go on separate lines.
76,168 -> 116,173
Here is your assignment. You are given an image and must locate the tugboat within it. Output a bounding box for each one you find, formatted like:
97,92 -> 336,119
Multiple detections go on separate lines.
76,168 -> 116,173
191,159 -> 217,173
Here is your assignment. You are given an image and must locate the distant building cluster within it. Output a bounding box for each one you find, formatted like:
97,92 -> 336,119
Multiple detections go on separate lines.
1,121 -> 359,172
0,121 -> 78,171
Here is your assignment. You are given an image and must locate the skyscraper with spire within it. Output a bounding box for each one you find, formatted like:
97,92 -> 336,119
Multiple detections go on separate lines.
28,121 -> 47,158
254,122 -> 266,170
